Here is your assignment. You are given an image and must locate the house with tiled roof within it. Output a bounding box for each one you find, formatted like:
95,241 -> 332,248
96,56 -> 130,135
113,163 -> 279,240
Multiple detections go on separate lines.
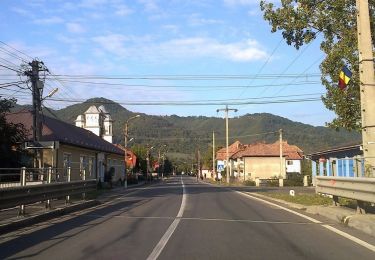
6,111 -> 125,183
216,140 -> 303,181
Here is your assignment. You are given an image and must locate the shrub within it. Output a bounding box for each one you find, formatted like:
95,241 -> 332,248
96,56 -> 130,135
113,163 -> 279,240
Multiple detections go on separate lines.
244,180 -> 256,186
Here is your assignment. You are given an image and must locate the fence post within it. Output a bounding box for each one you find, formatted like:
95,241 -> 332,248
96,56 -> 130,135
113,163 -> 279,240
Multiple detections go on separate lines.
19,167 -> 26,216
46,167 -> 52,209
66,167 -> 71,204
303,175 -> 309,187
82,169 -> 86,200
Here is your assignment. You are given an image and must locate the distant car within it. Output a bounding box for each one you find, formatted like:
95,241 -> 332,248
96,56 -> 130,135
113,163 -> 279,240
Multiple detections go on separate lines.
151,172 -> 158,177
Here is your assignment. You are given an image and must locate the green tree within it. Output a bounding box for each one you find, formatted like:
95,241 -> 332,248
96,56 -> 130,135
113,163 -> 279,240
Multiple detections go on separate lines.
260,0 -> 375,131
0,97 -> 27,168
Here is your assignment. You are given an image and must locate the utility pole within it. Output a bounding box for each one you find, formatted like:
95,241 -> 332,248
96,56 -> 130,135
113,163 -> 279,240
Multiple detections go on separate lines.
279,129 -> 283,178
197,149 -> 201,180
217,105 -> 238,183
356,0 -> 375,176
25,60 -> 45,169
124,115 -> 140,188
124,123 -> 128,188
212,131 -> 215,179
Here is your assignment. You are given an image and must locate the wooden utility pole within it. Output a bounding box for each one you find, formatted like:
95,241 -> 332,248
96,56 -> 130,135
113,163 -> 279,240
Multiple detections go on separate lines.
212,131 -> 215,179
356,0 -> 375,176
279,129 -> 283,178
217,105 -> 238,183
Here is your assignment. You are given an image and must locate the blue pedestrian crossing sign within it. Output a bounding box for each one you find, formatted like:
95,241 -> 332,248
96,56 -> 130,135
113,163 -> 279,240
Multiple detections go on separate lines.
217,162 -> 225,172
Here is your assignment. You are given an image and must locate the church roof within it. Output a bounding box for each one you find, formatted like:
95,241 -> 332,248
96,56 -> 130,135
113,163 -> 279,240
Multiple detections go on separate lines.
98,105 -> 109,114
84,105 -> 101,114
75,115 -> 84,121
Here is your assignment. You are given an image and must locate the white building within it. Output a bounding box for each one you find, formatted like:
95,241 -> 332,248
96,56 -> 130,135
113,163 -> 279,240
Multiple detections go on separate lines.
75,105 -> 114,143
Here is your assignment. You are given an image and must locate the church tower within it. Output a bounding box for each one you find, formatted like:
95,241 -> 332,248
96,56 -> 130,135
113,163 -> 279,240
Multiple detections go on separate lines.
99,105 -> 113,143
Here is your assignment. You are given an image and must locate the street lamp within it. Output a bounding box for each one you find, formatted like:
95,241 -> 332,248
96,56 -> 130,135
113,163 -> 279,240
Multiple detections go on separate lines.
124,114 -> 141,188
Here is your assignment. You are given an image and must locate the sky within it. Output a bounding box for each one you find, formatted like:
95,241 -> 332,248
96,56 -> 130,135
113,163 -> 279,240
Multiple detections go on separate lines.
0,0 -> 336,126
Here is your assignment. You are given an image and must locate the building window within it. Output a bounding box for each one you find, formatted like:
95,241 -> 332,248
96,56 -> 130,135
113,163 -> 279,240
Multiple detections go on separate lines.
287,160 -> 293,165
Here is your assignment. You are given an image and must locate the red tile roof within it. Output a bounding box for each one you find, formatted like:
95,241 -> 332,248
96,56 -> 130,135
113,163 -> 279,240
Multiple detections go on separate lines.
216,141 -> 244,160
218,140 -> 303,160
6,110 -> 124,155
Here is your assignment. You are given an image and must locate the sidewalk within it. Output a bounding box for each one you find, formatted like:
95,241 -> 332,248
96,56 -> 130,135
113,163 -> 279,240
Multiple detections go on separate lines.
0,181 -> 147,235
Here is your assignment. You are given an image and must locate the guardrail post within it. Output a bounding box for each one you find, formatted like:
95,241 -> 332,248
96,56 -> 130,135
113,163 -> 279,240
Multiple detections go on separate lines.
46,167 -> 52,209
19,167 -> 26,216
332,195 -> 339,206
255,178 -> 260,187
66,167 -> 71,204
82,169 -> 86,200
357,200 -> 366,214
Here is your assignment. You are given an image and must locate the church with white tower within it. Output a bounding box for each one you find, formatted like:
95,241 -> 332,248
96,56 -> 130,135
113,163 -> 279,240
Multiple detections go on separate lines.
75,105 -> 114,143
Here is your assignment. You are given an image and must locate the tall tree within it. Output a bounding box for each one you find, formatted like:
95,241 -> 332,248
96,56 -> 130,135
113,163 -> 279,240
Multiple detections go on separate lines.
0,97 -> 27,167
260,0 -> 374,131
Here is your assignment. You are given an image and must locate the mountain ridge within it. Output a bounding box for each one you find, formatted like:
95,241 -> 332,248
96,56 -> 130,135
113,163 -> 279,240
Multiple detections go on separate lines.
14,97 -> 362,156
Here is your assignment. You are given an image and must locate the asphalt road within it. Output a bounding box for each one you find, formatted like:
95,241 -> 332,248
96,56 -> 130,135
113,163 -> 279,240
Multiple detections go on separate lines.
0,176 -> 374,259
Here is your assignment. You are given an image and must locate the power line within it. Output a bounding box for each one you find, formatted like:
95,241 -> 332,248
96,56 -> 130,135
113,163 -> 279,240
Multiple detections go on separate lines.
46,73 -> 321,81
54,78 -> 321,90
46,97 -> 321,106
0,64 -> 21,73
0,46 -> 28,63
238,38 -> 284,98
0,41 -> 33,60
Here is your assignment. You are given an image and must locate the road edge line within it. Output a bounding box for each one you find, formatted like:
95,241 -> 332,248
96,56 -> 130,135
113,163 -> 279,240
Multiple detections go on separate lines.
235,191 -> 375,252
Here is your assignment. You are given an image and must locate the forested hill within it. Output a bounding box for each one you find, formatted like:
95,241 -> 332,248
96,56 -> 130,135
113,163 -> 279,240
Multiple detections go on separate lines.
16,97 -> 361,156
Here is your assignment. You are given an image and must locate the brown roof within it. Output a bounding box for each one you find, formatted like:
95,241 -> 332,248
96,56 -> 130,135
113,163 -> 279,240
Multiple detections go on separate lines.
6,110 -> 124,155
220,140 -> 303,160
216,141 -> 244,160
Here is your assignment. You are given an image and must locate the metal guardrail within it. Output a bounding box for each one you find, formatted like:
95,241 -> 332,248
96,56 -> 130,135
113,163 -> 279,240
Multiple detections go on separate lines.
0,180 -> 97,211
316,176 -> 375,211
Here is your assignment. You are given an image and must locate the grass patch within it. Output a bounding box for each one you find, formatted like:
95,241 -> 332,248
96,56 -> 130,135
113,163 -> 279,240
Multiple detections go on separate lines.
259,192 -> 333,206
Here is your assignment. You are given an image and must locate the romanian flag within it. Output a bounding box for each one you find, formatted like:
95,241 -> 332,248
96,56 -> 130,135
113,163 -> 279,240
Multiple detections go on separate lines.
338,65 -> 352,90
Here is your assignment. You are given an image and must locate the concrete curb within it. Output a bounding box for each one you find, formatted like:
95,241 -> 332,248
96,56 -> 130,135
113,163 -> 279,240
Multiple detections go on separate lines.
0,200 -> 100,235
250,192 -> 375,237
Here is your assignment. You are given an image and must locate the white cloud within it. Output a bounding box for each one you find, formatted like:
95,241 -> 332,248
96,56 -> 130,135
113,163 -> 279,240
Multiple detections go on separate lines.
92,34 -> 268,62
114,4 -> 134,16
92,34 -> 128,56
66,23 -> 86,33
162,24 -> 179,34
157,37 -> 267,62
79,0 -> 108,8
248,8 -> 260,16
33,16 -> 64,25
138,0 -> 159,12
223,0 -> 259,6
188,13 -> 224,26
11,7 -> 34,17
